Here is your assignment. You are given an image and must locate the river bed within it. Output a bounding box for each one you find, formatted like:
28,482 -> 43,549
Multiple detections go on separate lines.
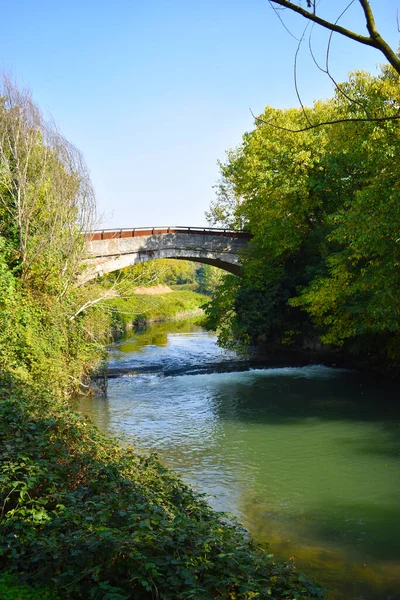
78,320 -> 400,599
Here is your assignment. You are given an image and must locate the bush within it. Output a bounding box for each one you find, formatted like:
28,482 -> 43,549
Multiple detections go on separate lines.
0,572 -> 61,599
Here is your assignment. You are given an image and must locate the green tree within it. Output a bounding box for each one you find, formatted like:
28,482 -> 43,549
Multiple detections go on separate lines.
0,78 -> 94,293
106,258 -> 197,287
206,98 -> 335,349
291,67 -> 400,363
196,264 -> 224,296
206,66 -> 400,368
0,78 -> 109,396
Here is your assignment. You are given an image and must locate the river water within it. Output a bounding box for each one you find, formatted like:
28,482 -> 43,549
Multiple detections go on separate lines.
78,320 -> 400,600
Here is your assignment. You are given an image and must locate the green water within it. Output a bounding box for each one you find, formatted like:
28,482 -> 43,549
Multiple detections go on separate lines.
79,321 -> 400,599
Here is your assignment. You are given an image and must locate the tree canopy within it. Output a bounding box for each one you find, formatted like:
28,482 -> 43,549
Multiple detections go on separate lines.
206,65 -> 400,370
0,78 -> 109,396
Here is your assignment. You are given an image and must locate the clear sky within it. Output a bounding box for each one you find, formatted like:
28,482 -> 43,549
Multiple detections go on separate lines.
0,1 -> 398,228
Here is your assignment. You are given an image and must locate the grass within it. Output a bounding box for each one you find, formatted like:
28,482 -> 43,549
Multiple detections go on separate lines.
109,290 -> 209,333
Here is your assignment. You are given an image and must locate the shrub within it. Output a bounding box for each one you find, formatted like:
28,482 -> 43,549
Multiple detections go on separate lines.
0,572 -> 61,599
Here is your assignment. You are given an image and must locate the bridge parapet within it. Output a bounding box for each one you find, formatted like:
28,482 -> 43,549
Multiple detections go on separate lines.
86,226 -> 251,241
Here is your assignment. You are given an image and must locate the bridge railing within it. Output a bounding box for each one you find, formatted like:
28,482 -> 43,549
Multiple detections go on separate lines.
86,226 -> 252,241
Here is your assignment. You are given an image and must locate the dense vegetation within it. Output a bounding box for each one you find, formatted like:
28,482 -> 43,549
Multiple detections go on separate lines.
206,65 -> 400,373
0,79 -> 325,598
0,572 -> 61,600
0,78 -> 110,398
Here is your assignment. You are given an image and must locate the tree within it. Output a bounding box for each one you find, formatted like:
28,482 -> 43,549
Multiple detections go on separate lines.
206,65 -> 400,368
196,263 -> 224,295
0,77 -> 110,396
290,67 -> 400,360
206,99 -> 334,348
262,2 -> 400,132
0,76 -> 95,294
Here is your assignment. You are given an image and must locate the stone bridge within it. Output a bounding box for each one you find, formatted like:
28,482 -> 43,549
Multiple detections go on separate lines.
82,227 -> 251,283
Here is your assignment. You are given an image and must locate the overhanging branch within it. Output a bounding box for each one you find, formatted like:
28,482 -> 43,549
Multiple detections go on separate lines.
250,108 -> 400,132
269,0 -> 400,76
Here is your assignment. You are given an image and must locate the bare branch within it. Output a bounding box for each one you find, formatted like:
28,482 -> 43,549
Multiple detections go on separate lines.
268,1 -> 301,40
69,289 -> 119,321
293,24 -> 315,127
322,2 -> 373,119
269,0 -> 400,76
250,108 -> 400,133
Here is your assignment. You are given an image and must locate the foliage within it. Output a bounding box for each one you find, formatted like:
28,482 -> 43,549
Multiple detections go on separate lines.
106,259 -> 225,295
161,260 -> 197,285
0,234 -> 110,397
0,573 -> 62,600
101,260 -> 219,333
0,381 -> 326,599
203,274 -> 243,349
206,66 -> 400,370
195,264 -> 225,296
290,68 -> 400,364
0,77 -> 94,292
0,78 -> 111,397
109,290 -> 209,333
106,259 -> 198,287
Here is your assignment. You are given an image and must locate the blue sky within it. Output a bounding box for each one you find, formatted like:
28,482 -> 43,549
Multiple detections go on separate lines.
1,1 -> 398,228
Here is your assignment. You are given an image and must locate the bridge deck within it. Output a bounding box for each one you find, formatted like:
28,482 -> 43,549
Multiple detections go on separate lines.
86,226 -> 251,241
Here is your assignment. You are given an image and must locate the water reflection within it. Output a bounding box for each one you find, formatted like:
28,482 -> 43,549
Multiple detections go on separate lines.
109,320 -> 204,356
78,324 -> 400,600
77,394 -> 112,435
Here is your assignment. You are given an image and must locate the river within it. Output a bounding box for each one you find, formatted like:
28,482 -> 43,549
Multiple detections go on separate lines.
78,320 -> 400,600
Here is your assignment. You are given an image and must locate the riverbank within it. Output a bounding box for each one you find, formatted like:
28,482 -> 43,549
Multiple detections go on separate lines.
0,379 -> 326,599
109,288 -> 209,334
247,341 -> 400,380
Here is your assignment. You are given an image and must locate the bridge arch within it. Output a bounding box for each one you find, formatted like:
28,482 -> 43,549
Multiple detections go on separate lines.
81,227 -> 250,283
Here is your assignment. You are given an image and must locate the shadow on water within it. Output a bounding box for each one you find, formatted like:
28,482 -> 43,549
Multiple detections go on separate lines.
208,368 -> 400,434
203,372 -> 400,545
240,488 -> 400,558
238,480 -> 400,599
